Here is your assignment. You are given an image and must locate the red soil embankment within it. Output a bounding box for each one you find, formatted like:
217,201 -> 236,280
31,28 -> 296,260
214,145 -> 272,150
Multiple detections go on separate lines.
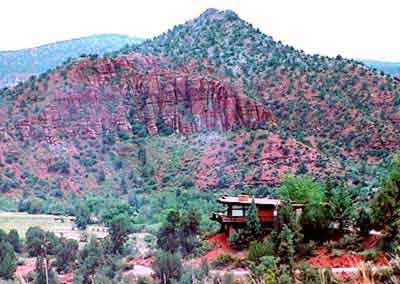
191,233 -> 246,266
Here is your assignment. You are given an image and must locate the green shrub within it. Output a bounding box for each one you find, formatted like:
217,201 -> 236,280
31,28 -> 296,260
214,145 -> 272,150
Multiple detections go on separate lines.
0,240 -> 16,279
263,269 -> 277,284
153,252 -> 182,284
248,241 -> 270,263
337,234 -> 363,252
211,254 -> 234,269
278,175 -> 328,235
7,229 -> 22,253
361,249 -> 378,262
47,159 -> 70,174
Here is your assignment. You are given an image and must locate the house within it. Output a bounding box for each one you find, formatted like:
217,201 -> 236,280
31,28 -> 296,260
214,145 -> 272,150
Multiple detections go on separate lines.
211,194 -> 302,235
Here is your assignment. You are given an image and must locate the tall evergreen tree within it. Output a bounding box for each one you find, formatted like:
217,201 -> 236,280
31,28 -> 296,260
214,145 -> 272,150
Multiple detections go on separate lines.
229,198 -> 263,249
372,153 -> 400,250
0,240 -> 16,279
179,208 -> 200,255
276,225 -> 295,270
75,204 -> 91,230
245,198 -> 262,239
153,252 -> 182,284
55,239 -> 79,273
274,200 -> 303,257
157,210 -> 181,253
7,229 -> 22,253
74,238 -> 105,284
107,214 -> 130,255
356,207 -> 372,237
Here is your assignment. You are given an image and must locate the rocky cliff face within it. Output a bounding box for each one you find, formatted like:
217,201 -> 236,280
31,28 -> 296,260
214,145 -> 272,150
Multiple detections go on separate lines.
3,53 -> 274,145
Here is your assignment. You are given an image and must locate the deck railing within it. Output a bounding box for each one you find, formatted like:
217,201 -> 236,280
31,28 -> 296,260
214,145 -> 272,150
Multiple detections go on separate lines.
211,212 -> 274,223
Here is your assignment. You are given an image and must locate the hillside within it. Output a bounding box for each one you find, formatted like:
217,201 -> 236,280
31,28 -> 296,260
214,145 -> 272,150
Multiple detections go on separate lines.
0,52 -> 339,195
134,8 -> 400,165
1,8 -> 400,196
0,34 -> 143,88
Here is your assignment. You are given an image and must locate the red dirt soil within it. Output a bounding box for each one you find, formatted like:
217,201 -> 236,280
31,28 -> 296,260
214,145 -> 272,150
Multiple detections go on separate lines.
16,258 -> 36,277
191,233 -> 246,266
309,248 -> 389,268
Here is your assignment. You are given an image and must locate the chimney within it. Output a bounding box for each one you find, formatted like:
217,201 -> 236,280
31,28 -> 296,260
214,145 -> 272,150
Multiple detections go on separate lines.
238,194 -> 250,202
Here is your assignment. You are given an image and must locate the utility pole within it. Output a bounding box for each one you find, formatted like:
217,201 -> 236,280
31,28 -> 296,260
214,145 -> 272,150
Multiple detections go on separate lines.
43,237 -> 49,284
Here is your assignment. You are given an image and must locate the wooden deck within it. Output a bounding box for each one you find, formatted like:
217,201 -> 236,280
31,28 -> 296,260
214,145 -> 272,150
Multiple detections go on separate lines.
211,212 -> 275,223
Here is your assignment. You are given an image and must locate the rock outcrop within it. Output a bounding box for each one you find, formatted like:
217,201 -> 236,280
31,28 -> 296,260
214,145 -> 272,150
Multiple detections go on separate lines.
5,53 -> 274,143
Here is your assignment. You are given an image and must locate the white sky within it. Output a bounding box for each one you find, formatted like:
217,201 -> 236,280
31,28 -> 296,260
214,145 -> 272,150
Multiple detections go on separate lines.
1,0 -> 399,61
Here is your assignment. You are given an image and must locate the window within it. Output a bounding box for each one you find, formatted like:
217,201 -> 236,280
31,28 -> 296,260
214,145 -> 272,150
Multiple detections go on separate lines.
232,205 -> 244,217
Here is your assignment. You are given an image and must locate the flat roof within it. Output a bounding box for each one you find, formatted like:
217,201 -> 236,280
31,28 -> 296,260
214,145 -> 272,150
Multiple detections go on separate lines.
217,196 -> 304,208
217,196 -> 280,206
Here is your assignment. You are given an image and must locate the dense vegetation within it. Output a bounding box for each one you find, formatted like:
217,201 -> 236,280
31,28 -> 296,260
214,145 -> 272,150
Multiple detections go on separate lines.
2,153 -> 400,283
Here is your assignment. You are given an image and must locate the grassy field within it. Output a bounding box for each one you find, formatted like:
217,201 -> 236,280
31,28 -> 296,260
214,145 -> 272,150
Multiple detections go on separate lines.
0,212 -> 106,240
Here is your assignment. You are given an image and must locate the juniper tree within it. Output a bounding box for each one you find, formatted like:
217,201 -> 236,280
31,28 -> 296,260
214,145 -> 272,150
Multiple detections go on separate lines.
372,153 -> 400,250
55,239 -> 79,273
0,240 -> 16,279
157,210 -> 181,253
107,214 -> 130,255
229,198 -> 263,249
7,229 -> 22,253
245,198 -> 262,239
276,225 -> 295,270
153,252 -> 183,284
74,238 -> 105,284
179,208 -> 200,255
275,200 -> 303,253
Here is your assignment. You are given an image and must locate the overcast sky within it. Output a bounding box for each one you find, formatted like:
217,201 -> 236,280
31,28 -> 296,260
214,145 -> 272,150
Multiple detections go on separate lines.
1,0 -> 399,62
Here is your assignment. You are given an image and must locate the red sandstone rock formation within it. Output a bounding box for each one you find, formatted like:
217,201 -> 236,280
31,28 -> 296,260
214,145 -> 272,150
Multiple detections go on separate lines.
7,53 -> 274,142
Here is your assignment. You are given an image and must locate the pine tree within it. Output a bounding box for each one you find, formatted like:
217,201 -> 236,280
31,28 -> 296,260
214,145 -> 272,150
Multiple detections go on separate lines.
326,181 -> 353,232
245,198 -> 262,239
75,204 -> 91,230
276,225 -> 295,270
179,208 -> 200,255
372,153 -> 400,250
157,210 -> 181,253
55,239 -> 79,273
229,198 -> 263,249
120,177 -> 128,194
0,240 -> 16,279
7,229 -> 22,253
107,214 -> 130,255
153,252 -> 183,284
275,200 -> 303,253
74,238 -> 105,284
356,207 -> 372,237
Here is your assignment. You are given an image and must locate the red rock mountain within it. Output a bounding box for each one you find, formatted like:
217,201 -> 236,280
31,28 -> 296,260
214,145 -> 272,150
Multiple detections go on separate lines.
1,9 -> 398,195
0,52 -> 338,194
2,53 -> 274,144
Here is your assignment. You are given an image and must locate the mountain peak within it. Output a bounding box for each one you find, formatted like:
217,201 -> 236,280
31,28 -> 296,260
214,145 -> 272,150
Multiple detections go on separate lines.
200,8 -> 220,16
198,8 -> 239,22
